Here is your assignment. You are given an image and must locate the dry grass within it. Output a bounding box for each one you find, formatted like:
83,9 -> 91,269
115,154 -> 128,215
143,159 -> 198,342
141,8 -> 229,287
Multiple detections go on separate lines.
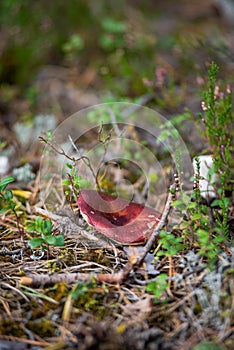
1,205 -> 233,350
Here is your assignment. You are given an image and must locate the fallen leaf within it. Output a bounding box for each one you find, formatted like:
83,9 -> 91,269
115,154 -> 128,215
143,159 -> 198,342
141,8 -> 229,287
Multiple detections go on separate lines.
125,296 -> 153,313
77,189 -> 161,245
12,189 -> 32,199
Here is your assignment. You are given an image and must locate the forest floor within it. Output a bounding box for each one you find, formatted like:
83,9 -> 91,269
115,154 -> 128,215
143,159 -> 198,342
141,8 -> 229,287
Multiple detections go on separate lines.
0,1 -> 234,349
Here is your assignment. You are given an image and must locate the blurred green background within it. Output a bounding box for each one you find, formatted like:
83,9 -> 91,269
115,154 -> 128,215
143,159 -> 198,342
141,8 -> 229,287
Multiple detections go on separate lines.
0,0 -> 233,122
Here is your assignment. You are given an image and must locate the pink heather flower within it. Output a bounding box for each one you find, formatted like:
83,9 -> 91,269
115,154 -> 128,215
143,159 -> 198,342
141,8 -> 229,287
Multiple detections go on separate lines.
142,78 -> 153,87
214,85 -> 220,99
196,76 -> 204,85
226,84 -> 231,94
201,101 -> 207,111
155,67 -> 167,88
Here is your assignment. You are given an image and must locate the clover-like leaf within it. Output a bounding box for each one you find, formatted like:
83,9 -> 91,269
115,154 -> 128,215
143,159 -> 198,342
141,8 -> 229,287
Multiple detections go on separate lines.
54,235 -> 64,246
29,238 -> 45,249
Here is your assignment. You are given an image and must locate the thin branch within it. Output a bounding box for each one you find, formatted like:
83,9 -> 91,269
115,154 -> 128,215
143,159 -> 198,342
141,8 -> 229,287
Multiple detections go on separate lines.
67,134 -> 99,189
19,263 -> 133,286
136,186 -> 174,267
39,136 -> 99,188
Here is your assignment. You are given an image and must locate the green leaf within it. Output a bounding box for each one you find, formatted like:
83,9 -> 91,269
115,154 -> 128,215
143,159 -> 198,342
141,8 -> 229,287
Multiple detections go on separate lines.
193,341 -> 224,350
66,163 -> 73,169
210,199 -> 221,207
102,18 -> 126,34
213,235 -> 226,243
28,238 -> 44,249
179,221 -> 190,229
61,179 -> 71,186
35,216 -> 43,232
223,197 -> 230,207
70,281 -> 93,299
171,200 -> 187,211
187,202 -> 196,209
45,130 -> 53,139
27,222 -> 36,231
54,235 -> 65,246
0,207 -> 9,214
207,166 -> 215,183
63,34 -> 84,53
191,213 -> 203,221
42,219 -> 52,234
4,190 -> 13,201
45,235 -> 56,245
78,177 -> 91,189
146,273 -> 168,299
0,176 -> 15,192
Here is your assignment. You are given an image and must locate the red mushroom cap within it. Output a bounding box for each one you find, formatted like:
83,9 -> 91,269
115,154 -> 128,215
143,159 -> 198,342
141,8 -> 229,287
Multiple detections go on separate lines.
77,189 -> 161,245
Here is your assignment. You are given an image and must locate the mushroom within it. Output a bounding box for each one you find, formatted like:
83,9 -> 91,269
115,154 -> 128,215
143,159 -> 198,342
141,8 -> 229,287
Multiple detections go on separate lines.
77,189 -> 161,245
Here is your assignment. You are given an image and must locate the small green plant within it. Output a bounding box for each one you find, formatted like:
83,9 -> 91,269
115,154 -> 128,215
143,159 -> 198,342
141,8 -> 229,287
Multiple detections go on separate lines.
199,63 -> 233,153
192,341 -> 225,350
99,18 -> 126,51
39,133 -> 93,201
62,162 -> 91,203
196,229 -> 219,266
0,176 -> 15,214
62,34 -> 84,61
28,216 -> 64,250
68,280 -> 107,318
0,175 -> 22,233
198,62 -> 233,234
165,62 -> 234,267
171,179 -> 226,269
70,281 -> 94,299
146,273 -> 169,300
157,230 -> 184,257
97,16 -> 156,96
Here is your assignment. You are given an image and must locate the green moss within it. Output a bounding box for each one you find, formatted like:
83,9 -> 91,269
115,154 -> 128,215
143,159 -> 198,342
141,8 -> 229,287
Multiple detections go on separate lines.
27,318 -> 55,337
0,318 -> 24,337
72,289 -> 109,320
49,282 -> 69,302
193,302 -> 203,315
79,249 -> 112,267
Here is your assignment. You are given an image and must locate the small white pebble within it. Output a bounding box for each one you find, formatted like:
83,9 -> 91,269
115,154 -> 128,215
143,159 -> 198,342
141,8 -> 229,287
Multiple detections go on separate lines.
193,155 -> 217,200
0,156 -> 9,176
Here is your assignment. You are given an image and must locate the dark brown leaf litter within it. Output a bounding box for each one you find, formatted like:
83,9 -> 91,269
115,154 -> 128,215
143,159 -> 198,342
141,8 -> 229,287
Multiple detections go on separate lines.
55,315 -> 166,350
0,226 -> 233,350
